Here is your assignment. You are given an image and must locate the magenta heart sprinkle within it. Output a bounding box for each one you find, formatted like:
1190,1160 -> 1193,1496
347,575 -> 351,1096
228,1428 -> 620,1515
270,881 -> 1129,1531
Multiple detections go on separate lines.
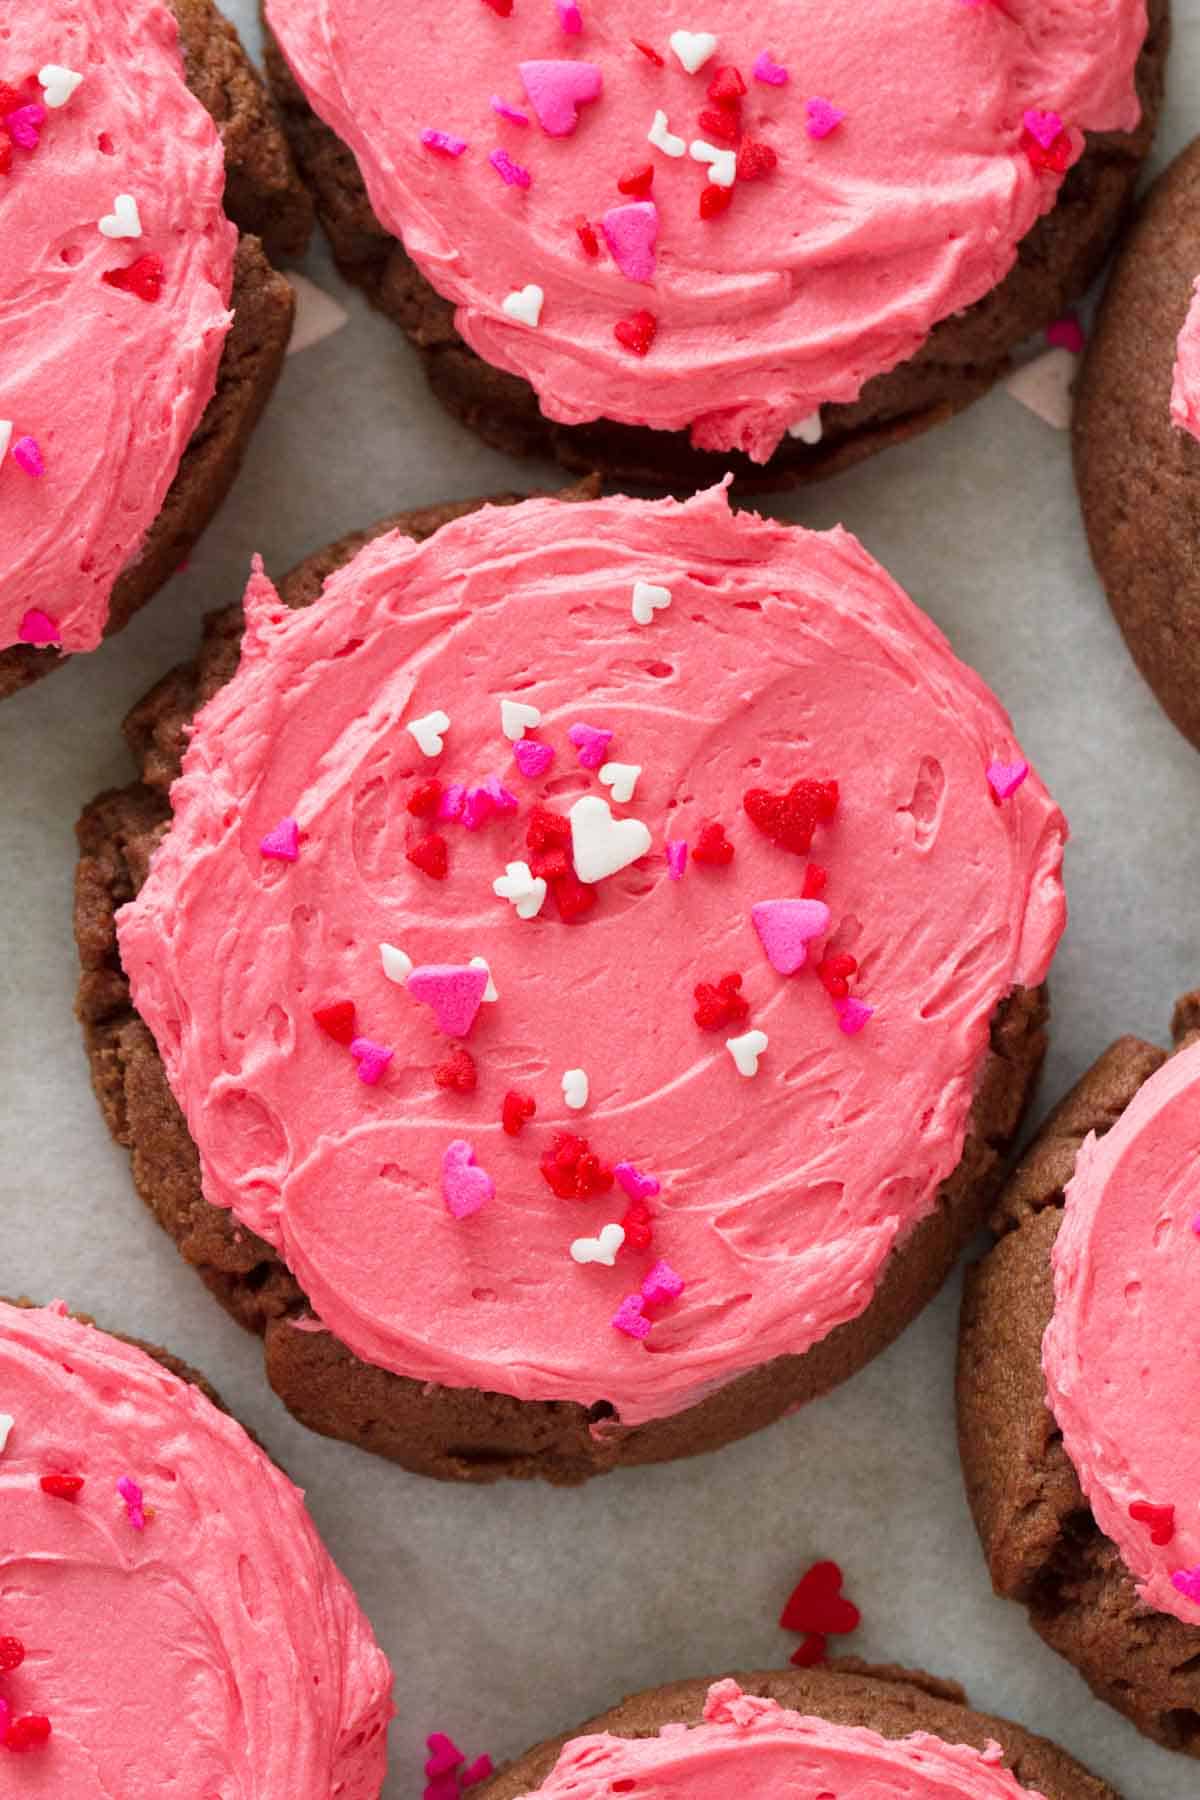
519,59 -> 603,137
666,840 -> 688,881
555,0 -> 583,33
408,964 -> 489,1037
350,1037 -> 394,1085
1172,1565 -> 1200,1604
1023,108 -> 1064,150
12,434 -> 45,477
513,737 -> 555,778
1046,314 -> 1085,354
5,104 -> 45,150
836,997 -> 874,1036
806,97 -> 845,139
425,1735 -> 464,1778
568,721 -> 613,769
641,1260 -> 684,1307
602,200 -> 658,283
259,817 -> 299,861
987,758 -> 1029,801
612,1294 -> 651,1340
437,782 -> 466,823
753,49 -> 789,85
615,1161 -> 660,1202
441,1139 -> 495,1220
18,608 -> 60,647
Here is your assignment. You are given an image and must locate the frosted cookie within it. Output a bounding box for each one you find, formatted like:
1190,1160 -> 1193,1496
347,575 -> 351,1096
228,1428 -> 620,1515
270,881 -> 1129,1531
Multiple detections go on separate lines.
959,989 -> 1200,1754
477,1666 -> 1115,1800
0,0 -> 310,701
264,0 -> 1165,488
77,481 -> 1066,1483
1075,136 -> 1200,750
0,1297 -> 392,1790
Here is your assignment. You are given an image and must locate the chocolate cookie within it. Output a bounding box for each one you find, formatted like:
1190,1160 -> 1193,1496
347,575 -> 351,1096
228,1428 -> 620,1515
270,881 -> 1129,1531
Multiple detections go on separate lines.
478,1663 -> 1116,1800
0,0 -> 310,703
1074,138 -> 1200,751
958,991 -> 1200,1755
263,0 -> 1167,493
76,483 -> 1050,1485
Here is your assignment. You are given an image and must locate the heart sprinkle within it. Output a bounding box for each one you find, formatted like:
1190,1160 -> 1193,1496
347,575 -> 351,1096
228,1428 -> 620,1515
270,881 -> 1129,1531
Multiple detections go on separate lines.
744,777 -> 839,855
987,758 -> 1029,801
642,1260 -> 684,1306
502,283 -> 544,326
568,721 -> 614,768
647,109 -> 687,158
726,1028 -> 768,1077
752,898 -> 832,976
102,253 -> 165,302
513,736 -> 555,778
614,308 -> 658,356
380,944 -> 415,985
618,163 -> 654,196
780,1560 -> 861,1637
0,1638 -> 24,1674
556,0 -> 583,34
788,410 -> 823,444
4,1716 -> 51,1752
690,138 -> 737,187
602,200 -> 658,282
621,1197 -> 655,1251
598,761 -> 641,803
350,1038 -> 394,1085
1171,1565 -> 1200,1604
502,1089 -> 536,1135
615,1161 -> 660,1201
631,579 -> 671,625
519,59 -> 603,136
493,859 -> 549,919
490,148 -> 532,187
666,840 -> 688,880
694,971 -> 749,1031
98,192 -> 142,238
313,1000 -> 358,1044
789,1635 -> 827,1668
612,1294 -> 651,1339
407,834 -> 450,879
12,435 -> 44,477
406,709 -> 451,757
571,1223 -> 625,1265
38,64 -> 84,108
435,1047 -> 478,1093
441,1140 -> 495,1220
753,49 -> 788,85
562,1067 -> 590,1110
691,822 -> 733,866
117,1475 -> 146,1530
805,97 -> 845,139
18,608 -> 59,647
501,698 -> 542,739
1130,1501 -> 1176,1546
408,964 -> 490,1037
835,996 -> 874,1036
669,30 -> 719,74
569,794 -> 652,883
40,1473 -> 84,1500
259,817 -> 299,862
541,1132 -> 613,1198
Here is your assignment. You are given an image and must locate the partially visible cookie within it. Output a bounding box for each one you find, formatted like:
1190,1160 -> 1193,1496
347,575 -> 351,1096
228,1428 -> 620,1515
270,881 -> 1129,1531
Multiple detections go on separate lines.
1074,137 -> 1200,749
0,0 -> 309,700
959,991 -> 1200,1754
0,1295 -> 392,1788
478,1664 -> 1116,1800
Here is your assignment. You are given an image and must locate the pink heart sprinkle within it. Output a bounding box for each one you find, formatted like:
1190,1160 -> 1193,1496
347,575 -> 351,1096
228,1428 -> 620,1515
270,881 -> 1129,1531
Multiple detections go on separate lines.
482,773 -> 519,812
462,785 -> 496,831
490,96 -> 529,125
12,435 -> 45,477
806,97 -> 845,140
987,758 -> 1029,801
615,1161 -> 660,1202
751,898 -> 832,976
5,104 -> 45,150
1046,313 -> 1085,354
259,817 -> 299,861
421,128 -> 468,156
425,1734 -> 464,1778
602,201 -> 658,284
612,1294 -> 651,1340
1023,108 -> 1063,150
442,1139 -> 495,1220
641,1260 -> 684,1307
555,0 -> 583,33
519,59 -> 603,137
753,49 -> 789,85
18,608 -> 60,647
666,840 -> 688,881
350,1037 -> 394,1085
1172,1565 -> 1200,1604
513,737 -> 555,778
408,964 -> 489,1037
568,721 -> 613,769
117,1475 -> 146,1530
836,997 -> 874,1036
490,147 -> 532,187
437,782 -> 466,823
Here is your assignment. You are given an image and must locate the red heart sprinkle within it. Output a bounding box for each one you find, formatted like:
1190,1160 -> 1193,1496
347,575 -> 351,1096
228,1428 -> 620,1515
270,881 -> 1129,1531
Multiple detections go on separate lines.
780,1560 -> 861,1637
802,864 -> 827,899
575,217 -> 600,257
313,1001 -> 358,1045
407,834 -> 449,880
816,952 -> 857,1000
527,806 -> 572,851
0,129 -> 12,177
620,1197 -> 655,1251
699,183 -> 733,220
698,107 -> 740,144
737,139 -> 778,182
407,779 -> 443,818
618,163 -> 654,196
1130,1501 -> 1176,1546
435,1048 -> 478,1094
101,254 -> 165,303
0,83 -> 28,115
744,778 -> 838,855
540,1133 -> 613,1200
1021,127 -> 1071,174
789,1634 -> 828,1668
693,971 -> 749,1032
614,309 -> 658,357
481,0 -> 513,13
4,1716 -> 51,1753
692,822 -> 734,865
502,1090 -> 536,1136
529,845 -> 571,882
39,1474 -> 84,1501
551,870 -> 596,922
0,1638 -> 25,1674
707,65 -> 747,102
632,39 -> 664,66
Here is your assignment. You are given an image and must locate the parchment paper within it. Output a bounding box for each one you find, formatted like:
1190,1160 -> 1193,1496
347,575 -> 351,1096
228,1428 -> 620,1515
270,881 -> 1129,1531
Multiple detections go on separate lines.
2,11 -> 1199,1792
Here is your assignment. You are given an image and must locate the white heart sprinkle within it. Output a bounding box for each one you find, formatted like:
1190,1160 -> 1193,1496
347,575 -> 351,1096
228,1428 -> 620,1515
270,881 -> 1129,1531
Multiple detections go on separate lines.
562,1067 -> 589,1110
690,140 -> 737,187
502,283 -> 545,327
670,29 -> 719,73
380,943 -> 414,984
405,709 -> 450,757
569,794 -> 652,884
571,1223 -> 625,1266
98,193 -> 142,239
726,1028 -> 769,1077
631,580 -> 672,625
598,762 -> 641,804
501,698 -> 542,740
1004,349 -> 1076,433
38,63 -> 84,108
0,422 -> 11,463
787,410 -> 823,445
0,1413 -> 12,1454
469,955 -> 499,1002
647,109 -> 687,158
493,860 -> 548,919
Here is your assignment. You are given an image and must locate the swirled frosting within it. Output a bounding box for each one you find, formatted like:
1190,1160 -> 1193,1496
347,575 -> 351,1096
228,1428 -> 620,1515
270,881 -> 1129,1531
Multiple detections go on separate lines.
511,1678 -> 1049,1799
0,1 -> 235,656
1171,277 -> 1200,441
1044,1038 -> 1200,1628
265,0 -> 1145,462
0,1299 -> 392,1793
117,486 -> 1065,1427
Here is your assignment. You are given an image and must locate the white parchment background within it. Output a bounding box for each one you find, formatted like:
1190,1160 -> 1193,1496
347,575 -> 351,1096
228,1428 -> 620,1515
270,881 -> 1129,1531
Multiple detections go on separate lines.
2,8 -> 1199,1793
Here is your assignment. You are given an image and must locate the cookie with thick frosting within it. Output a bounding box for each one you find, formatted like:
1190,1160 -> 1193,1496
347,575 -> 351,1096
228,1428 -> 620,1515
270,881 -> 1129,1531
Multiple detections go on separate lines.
1075,136 -> 1200,751
959,989 -> 1200,1754
263,0 -> 1166,488
0,0 -> 309,702
477,1666 -> 1116,1800
0,1297 -> 392,1792
78,482 -> 1065,1481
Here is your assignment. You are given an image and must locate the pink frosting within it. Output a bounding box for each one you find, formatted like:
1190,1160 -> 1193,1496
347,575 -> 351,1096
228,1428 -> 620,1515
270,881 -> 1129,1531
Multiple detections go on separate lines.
0,2 -> 236,655
1044,1038 -> 1200,1628
511,1679 -> 1049,1799
265,0 -> 1144,462
0,1299 -> 392,1793
117,486 -> 1066,1428
1170,277 -> 1200,441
